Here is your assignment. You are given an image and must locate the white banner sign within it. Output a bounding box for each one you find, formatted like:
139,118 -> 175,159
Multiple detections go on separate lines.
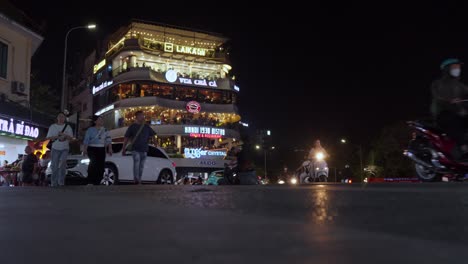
0,117 -> 39,139
92,80 -> 114,95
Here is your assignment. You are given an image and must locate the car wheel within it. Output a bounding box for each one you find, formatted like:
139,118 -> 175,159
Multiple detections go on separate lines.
102,164 -> 118,186
157,169 -> 173,184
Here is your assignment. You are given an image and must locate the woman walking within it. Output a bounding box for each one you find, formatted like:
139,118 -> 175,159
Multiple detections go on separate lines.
83,115 -> 112,185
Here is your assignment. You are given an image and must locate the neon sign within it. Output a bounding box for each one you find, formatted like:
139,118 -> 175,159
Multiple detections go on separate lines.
176,46 -> 207,56
189,133 -> 221,139
164,42 -> 210,57
93,59 -> 106,74
184,148 -> 227,159
186,101 -> 201,114
184,126 -> 225,139
179,77 -> 218,88
0,117 -> 39,139
185,127 -> 225,136
92,80 -> 114,95
165,70 -> 218,88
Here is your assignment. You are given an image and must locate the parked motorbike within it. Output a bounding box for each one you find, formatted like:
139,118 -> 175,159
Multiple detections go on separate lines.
404,120 -> 468,182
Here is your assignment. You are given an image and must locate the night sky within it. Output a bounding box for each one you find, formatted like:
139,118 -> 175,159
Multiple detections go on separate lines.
10,1 -> 468,150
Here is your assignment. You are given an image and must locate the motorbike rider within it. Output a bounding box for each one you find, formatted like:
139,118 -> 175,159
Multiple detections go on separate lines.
308,139 -> 329,161
431,58 -> 468,157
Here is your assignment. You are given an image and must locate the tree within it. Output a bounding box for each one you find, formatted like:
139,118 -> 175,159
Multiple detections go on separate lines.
372,122 -> 414,177
30,71 -> 60,114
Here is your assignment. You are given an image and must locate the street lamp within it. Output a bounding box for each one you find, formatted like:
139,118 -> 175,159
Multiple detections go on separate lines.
340,138 -> 363,183
61,24 -> 97,111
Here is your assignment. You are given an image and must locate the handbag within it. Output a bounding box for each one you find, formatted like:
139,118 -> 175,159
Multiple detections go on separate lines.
47,123 -> 69,149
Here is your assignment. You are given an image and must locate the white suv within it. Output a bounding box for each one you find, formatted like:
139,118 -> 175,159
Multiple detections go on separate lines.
46,143 -> 177,185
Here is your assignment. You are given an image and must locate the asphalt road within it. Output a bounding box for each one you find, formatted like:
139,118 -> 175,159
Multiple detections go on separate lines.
1,183 -> 467,264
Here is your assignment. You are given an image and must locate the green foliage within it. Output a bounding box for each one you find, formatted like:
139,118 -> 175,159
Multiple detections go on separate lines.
371,122 -> 414,177
30,72 -> 59,114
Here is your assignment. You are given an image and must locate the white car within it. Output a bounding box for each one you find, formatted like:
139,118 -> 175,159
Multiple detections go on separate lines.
46,143 -> 177,185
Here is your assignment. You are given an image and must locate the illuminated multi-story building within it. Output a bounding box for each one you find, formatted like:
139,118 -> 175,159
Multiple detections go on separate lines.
91,20 -> 241,177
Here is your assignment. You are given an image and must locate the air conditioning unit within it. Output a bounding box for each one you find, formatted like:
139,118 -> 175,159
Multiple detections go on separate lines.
11,81 -> 27,96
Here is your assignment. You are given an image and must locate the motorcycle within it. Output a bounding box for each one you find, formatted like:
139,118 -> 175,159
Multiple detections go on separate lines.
296,152 -> 328,183
404,120 -> 468,182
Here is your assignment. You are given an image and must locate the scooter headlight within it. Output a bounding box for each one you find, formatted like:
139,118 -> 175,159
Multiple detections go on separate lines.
315,152 -> 324,161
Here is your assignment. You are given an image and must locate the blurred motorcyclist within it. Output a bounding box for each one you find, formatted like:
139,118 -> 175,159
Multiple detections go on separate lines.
431,58 -> 468,157
308,139 -> 329,161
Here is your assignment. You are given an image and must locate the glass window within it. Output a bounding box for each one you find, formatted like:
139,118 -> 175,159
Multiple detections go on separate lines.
119,83 -> 137,99
174,87 -> 197,101
0,41 -> 7,79
156,85 -> 174,99
139,83 -> 174,99
198,89 -> 223,104
232,93 -> 237,104
112,143 -> 123,153
147,146 -> 168,159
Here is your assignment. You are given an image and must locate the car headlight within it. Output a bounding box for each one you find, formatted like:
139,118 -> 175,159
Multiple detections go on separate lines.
290,178 -> 297,184
80,159 -> 90,165
278,180 -> 285,184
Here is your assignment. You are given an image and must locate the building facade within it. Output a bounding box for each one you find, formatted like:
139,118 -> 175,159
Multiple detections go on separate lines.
91,20 -> 241,178
0,4 -> 45,165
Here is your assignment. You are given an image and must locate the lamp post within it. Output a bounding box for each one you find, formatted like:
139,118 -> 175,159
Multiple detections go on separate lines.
61,24 -> 96,111
340,138 -> 363,183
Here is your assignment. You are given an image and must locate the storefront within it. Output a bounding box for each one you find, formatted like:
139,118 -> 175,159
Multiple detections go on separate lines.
0,114 -> 47,166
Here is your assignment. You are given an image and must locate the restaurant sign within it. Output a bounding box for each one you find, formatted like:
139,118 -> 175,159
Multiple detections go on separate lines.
165,70 -> 218,88
164,42 -> 210,57
0,117 -> 40,139
184,148 -> 227,159
184,126 -> 225,139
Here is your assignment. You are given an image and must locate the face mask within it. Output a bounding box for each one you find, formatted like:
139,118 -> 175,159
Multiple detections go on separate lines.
450,68 -> 461,77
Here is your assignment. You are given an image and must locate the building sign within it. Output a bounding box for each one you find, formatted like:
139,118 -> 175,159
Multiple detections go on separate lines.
179,77 -> 218,88
184,148 -> 227,159
93,59 -> 106,74
186,101 -> 201,114
95,104 -> 114,116
92,80 -> 114,95
164,42 -> 210,57
184,126 -> 225,139
176,46 -> 207,56
165,70 -> 178,83
164,43 -> 174,53
0,117 -> 40,139
165,70 -> 218,88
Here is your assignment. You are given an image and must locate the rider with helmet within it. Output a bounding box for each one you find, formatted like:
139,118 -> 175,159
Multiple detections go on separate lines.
431,58 -> 468,157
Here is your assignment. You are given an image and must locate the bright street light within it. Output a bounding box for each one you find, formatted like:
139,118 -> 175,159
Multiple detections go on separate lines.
341,139 -> 347,144
61,23 -> 97,111
271,146 -> 275,150
255,145 -> 260,150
